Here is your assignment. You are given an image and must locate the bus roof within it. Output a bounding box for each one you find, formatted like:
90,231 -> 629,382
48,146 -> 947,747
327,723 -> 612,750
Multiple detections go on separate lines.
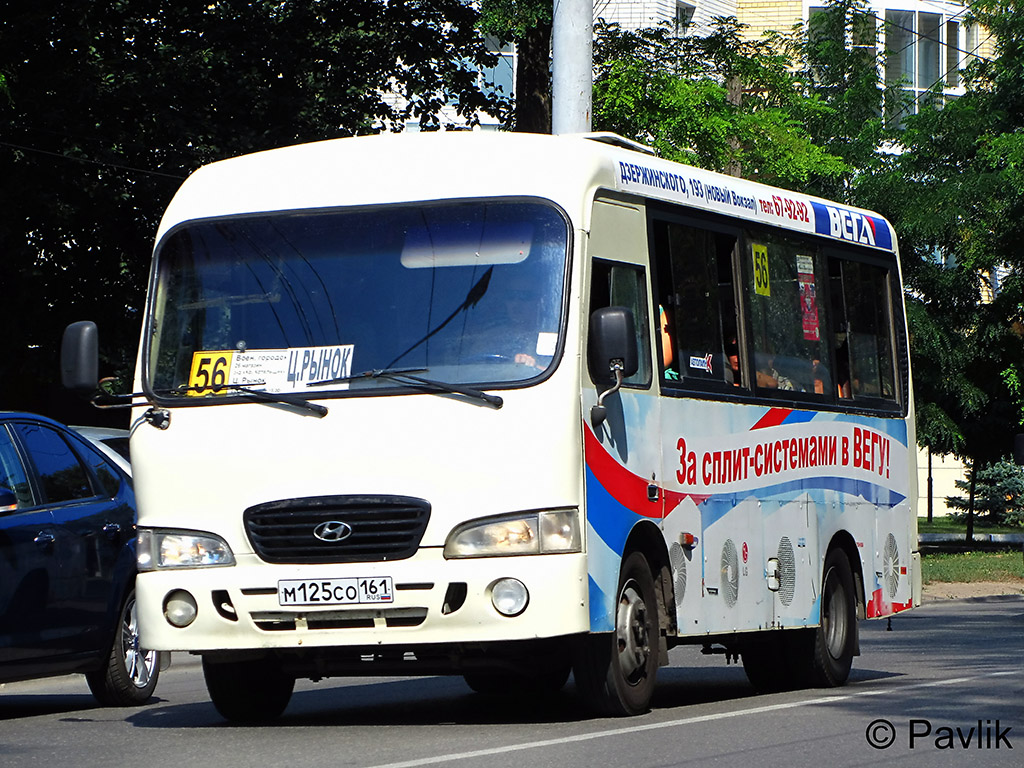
156,132 -> 896,254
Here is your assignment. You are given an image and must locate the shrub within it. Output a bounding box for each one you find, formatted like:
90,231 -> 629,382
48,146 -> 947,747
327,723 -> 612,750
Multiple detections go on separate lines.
946,459 -> 1024,527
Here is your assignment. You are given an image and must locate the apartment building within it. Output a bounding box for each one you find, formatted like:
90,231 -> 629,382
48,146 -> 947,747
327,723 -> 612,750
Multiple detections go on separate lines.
599,1 -> 988,118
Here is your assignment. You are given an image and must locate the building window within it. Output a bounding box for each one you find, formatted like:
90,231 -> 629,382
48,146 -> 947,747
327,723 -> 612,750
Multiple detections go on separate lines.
946,20 -> 960,87
675,2 -> 695,33
884,9 -> 964,126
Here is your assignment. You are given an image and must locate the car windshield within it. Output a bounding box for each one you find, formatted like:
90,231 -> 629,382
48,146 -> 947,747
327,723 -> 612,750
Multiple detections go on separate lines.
146,200 -> 569,398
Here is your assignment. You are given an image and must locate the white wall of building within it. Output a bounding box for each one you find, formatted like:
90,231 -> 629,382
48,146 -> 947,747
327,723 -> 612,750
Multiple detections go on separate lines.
917,447 -> 968,518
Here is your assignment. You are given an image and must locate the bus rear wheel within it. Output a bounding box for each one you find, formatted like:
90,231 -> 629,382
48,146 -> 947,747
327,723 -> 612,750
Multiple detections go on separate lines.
573,551 -> 659,716
743,548 -> 857,691
203,656 -> 295,723
804,548 -> 857,687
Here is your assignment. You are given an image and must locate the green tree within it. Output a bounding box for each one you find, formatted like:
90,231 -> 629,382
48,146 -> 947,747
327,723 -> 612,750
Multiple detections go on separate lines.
478,0 -> 552,132
0,0 -> 506,422
946,459 -> 1024,527
788,0 -> 902,202
591,17 -> 847,187
829,0 -> 1024,535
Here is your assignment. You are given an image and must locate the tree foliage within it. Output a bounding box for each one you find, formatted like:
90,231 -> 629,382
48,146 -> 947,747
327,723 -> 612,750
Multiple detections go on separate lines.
839,0 -> 1024,466
478,0 -> 551,132
592,17 -> 846,188
946,459 -> 1024,527
0,0 -> 505,421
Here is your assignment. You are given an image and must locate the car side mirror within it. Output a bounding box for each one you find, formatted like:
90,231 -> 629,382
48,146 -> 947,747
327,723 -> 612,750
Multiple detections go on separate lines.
61,320 -> 100,395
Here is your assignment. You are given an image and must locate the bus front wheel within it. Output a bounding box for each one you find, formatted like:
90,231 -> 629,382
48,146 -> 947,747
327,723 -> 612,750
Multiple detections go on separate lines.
573,551 -> 659,716
203,656 -> 295,723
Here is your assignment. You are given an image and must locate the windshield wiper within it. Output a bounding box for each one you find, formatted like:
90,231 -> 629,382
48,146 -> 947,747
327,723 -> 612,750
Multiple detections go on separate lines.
308,367 -> 503,409
160,383 -> 328,417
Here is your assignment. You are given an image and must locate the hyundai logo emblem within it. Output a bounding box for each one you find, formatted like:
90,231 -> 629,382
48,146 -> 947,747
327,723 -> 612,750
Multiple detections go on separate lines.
313,520 -> 353,542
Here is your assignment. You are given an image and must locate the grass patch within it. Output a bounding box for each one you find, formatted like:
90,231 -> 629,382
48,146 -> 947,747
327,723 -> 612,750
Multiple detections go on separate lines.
918,517 -> 1022,535
922,550 -> 1024,584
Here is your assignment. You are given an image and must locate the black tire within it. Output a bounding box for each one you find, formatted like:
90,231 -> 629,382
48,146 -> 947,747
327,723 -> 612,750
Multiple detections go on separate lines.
203,656 -> 295,723
804,548 -> 857,687
86,589 -> 160,706
743,550 -> 858,692
573,551 -> 660,716
741,635 -> 795,693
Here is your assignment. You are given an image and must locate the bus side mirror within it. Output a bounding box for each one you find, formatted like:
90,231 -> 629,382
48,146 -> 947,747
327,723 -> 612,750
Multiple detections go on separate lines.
588,307 -> 638,428
61,321 -> 99,395
588,306 -> 638,383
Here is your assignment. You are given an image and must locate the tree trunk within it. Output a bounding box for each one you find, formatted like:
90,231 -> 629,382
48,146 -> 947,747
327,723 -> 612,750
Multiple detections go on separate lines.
725,74 -> 742,177
513,22 -> 552,133
966,460 -> 976,543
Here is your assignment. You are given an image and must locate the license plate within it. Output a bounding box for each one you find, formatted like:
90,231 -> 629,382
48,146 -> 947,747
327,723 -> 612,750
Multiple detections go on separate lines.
278,577 -> 394,606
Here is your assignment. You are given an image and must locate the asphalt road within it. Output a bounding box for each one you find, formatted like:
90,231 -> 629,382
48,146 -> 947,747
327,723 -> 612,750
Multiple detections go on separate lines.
1,596 -> 1021,768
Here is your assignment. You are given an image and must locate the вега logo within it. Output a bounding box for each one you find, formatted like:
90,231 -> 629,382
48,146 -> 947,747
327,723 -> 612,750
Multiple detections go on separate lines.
812,202 -> 893,250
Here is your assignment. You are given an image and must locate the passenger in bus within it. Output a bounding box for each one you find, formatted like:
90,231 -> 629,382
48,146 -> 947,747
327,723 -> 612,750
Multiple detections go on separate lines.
725,334 -> 740,386
660,306 -> 679,381
755,352 -> 795,390
835,336 -> 852,398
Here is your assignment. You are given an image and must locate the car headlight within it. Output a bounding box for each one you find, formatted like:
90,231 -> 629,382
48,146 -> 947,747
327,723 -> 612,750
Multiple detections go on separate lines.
443,509 -> 581,559
137,529 -> 235,571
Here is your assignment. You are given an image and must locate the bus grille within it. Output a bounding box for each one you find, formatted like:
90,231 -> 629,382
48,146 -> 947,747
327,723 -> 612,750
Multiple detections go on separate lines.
243,495 -> 431,564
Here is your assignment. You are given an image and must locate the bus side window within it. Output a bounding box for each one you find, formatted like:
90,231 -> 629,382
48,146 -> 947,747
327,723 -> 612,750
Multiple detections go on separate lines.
589,260 -> 652,388
651,219 -> 739,389
745,234 -> 830,398
830,258 -> 897,401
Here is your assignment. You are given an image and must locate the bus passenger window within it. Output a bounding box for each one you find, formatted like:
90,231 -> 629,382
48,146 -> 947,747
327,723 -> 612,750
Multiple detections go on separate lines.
745,234 -> 830,397
830,258 -> 896,401
651,220 -> 739,389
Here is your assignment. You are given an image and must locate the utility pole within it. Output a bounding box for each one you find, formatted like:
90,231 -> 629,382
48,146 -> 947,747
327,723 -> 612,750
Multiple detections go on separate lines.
551,0 -> 592,134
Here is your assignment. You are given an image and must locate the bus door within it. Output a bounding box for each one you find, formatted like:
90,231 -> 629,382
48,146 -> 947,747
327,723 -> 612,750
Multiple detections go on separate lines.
582,198 -> 664,633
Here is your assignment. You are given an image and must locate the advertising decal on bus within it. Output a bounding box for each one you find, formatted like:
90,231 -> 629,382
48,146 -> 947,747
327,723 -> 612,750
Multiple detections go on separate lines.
584,404 -> 912,631
616,158 -> 894,252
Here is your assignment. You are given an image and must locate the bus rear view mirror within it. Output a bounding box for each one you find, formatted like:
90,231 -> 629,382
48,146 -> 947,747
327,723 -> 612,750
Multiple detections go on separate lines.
61,320 -> 99,395
589,307 -> 638,428
588,306 -> 638,383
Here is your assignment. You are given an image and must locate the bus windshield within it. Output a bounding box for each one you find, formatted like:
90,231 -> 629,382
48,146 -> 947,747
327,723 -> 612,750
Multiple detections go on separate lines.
146,200 -> 569,398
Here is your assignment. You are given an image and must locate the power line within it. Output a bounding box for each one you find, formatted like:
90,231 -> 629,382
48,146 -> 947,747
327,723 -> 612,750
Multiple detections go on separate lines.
887,32 -> 992,123
0,140 -> 188,180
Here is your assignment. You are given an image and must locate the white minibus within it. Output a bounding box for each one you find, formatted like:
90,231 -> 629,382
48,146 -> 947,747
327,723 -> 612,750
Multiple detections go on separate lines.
63,131 -> 920,721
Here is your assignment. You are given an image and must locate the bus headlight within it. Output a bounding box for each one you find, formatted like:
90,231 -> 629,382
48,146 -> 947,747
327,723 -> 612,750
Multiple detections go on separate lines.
443,509 -> 581,559
137,529 -> 235,571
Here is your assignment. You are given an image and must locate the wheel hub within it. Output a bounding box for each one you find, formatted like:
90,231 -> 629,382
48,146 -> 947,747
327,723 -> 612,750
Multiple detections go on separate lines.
615,583 -> 650,680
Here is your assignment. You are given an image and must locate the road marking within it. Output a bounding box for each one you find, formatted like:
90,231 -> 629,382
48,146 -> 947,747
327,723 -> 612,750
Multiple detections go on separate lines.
364,670 -> 1022,768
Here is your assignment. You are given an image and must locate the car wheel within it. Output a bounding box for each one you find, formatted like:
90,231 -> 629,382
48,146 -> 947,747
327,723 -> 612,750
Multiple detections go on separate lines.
86,589 -> 160,706
203,656 -> 295,723
573,551 -> 660,716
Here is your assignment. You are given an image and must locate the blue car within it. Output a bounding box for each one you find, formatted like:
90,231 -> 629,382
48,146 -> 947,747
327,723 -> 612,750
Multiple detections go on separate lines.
0,412 -> 159,705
